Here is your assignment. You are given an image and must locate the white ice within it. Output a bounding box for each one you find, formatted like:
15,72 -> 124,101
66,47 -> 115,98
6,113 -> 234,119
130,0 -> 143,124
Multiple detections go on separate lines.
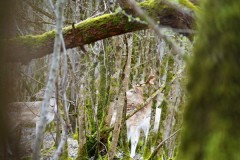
126,111 -> 151,158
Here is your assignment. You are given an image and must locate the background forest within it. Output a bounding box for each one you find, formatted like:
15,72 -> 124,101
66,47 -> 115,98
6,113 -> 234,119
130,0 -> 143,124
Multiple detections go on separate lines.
0,0 -> 240,160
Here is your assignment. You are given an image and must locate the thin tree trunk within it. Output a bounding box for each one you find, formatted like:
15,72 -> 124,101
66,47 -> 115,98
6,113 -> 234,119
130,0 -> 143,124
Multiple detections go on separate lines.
32,0 -> 65,159
105,36 -> 122,127
109,33 -> 133,160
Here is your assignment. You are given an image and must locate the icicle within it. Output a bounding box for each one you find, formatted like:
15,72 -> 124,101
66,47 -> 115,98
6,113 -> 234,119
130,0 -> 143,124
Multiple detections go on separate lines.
153,108 -> 162,133
126,75 -> 155,158
153,93 -> 164,133
126,106 -> 152,158
126,124 -> 140,158
110,110 -> 117,126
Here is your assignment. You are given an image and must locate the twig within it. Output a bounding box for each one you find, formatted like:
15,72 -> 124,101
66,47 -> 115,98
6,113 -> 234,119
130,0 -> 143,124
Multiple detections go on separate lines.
20,71 -> 45,86
25,1 -> 55,20
48,0 -> 57,15
131,56 -> 157,69
52,111 -> 68,160
124,0 -> 184,56
148,128 -> 181,160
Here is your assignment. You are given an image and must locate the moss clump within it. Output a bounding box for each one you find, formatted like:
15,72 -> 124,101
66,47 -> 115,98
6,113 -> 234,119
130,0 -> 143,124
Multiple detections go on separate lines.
14,30 -> 55,48
72,132 -> 78,140
140,0 -> 163,17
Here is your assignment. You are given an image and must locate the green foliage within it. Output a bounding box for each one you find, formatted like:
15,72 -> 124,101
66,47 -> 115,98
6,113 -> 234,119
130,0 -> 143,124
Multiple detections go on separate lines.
143,137 -> 152,159
86,135 -> 97,157
72,132 -> 78,140
76,147 -> 89,160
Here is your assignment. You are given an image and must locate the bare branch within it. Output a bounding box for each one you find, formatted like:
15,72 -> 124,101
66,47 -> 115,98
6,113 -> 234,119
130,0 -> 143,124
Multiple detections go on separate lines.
148,128 -> 181,160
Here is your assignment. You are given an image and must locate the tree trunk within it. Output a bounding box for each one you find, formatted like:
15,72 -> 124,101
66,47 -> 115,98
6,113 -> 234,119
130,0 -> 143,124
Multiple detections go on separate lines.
0,1 -> 16,159
177,0 -> 240,159
109,33 -> 133,160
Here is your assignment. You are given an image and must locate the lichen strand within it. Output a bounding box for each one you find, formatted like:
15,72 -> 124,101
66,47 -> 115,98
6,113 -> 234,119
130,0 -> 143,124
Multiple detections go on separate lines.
177,0 -> 240,160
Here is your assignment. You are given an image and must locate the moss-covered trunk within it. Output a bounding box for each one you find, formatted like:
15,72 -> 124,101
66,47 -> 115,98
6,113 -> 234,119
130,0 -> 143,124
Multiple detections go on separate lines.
177,0 -> 240,159
6,0 -> 194,64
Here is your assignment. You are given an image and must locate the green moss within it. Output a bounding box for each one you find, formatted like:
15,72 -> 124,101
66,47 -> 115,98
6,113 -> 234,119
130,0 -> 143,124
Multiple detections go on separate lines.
177,0 -> 240,159
140,0 -> 163,17
72,132 -> 78,140
165,55 -> 174,94
178,0 -> 199,12
14,30 -> 55,48
159,100 -> 168,131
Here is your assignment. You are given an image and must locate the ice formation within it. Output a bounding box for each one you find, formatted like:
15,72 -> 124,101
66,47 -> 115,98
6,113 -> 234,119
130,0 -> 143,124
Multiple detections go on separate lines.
126,87 -> 152,158
153,93 -> 164,133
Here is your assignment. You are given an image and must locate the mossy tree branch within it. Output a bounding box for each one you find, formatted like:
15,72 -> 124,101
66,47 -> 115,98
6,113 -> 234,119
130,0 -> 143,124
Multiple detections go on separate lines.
5,0 -> 194,63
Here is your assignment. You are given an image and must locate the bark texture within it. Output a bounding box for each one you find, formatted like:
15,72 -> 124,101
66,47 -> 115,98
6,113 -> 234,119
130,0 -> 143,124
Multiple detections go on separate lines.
6,0 -> 193,63
177,0 -> 240,159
